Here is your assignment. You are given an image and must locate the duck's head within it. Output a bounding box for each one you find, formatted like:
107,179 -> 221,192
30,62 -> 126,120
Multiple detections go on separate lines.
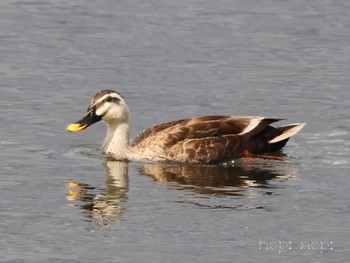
66,90 -> 129,132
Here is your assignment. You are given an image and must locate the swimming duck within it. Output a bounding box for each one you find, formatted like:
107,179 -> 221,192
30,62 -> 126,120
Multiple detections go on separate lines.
66,90 -> 305,164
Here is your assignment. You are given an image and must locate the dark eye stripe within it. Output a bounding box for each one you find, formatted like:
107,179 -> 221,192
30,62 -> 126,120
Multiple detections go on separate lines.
105,96 -> 120,103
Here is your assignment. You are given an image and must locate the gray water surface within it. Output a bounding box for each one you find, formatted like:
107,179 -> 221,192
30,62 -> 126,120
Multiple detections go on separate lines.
1,0 -> 349,262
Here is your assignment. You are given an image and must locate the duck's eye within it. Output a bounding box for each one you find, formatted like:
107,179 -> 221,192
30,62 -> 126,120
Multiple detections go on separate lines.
105,97 -> 113,102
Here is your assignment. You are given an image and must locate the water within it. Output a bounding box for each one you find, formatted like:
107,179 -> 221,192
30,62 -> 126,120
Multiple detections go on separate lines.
1,0 -> 349,262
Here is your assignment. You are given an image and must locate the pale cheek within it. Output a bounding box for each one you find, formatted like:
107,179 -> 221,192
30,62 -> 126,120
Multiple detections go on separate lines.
101,106 -> 122,121
96,103 -> 109,117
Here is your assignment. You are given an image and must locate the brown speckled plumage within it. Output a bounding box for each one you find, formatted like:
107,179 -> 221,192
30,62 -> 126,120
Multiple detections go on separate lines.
131,116 -> 304,164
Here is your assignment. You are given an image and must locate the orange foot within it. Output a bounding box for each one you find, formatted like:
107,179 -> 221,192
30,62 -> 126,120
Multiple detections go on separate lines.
241,150 -> 287,160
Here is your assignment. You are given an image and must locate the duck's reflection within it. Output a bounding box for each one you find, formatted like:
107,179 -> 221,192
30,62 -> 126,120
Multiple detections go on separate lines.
66,157 -> 295,225
66,160 -> 128,227
137,158 -> 294,198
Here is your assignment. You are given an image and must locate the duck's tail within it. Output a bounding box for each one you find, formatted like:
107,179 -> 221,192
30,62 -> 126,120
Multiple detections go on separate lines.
264,123 -> 306,152
269,123 -> 306,144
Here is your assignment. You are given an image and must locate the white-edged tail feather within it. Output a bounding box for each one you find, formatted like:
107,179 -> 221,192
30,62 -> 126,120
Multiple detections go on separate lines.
268,123 -> 306,144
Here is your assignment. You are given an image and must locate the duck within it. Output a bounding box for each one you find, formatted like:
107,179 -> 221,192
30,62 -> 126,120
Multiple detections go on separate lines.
66,89 -> 305,164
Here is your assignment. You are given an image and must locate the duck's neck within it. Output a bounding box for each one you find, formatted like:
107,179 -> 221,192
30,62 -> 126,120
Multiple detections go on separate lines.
103,121 -> 130,159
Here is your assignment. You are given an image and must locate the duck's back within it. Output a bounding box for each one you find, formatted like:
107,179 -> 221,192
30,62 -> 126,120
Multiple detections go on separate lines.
130,116 -> 305,164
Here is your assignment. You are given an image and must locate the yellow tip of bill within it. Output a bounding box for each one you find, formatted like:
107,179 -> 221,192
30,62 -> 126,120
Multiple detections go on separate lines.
66,123 -> 87,132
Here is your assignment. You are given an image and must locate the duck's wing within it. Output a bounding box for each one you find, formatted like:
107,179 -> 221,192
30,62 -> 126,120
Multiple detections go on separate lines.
164,116 -> 291,164
181,115 -> 285,139
133,115 -> 281,145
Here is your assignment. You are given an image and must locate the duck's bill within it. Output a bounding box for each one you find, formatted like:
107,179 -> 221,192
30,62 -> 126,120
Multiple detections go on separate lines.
66,122 -> 89,132
66,107 -> 101,132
